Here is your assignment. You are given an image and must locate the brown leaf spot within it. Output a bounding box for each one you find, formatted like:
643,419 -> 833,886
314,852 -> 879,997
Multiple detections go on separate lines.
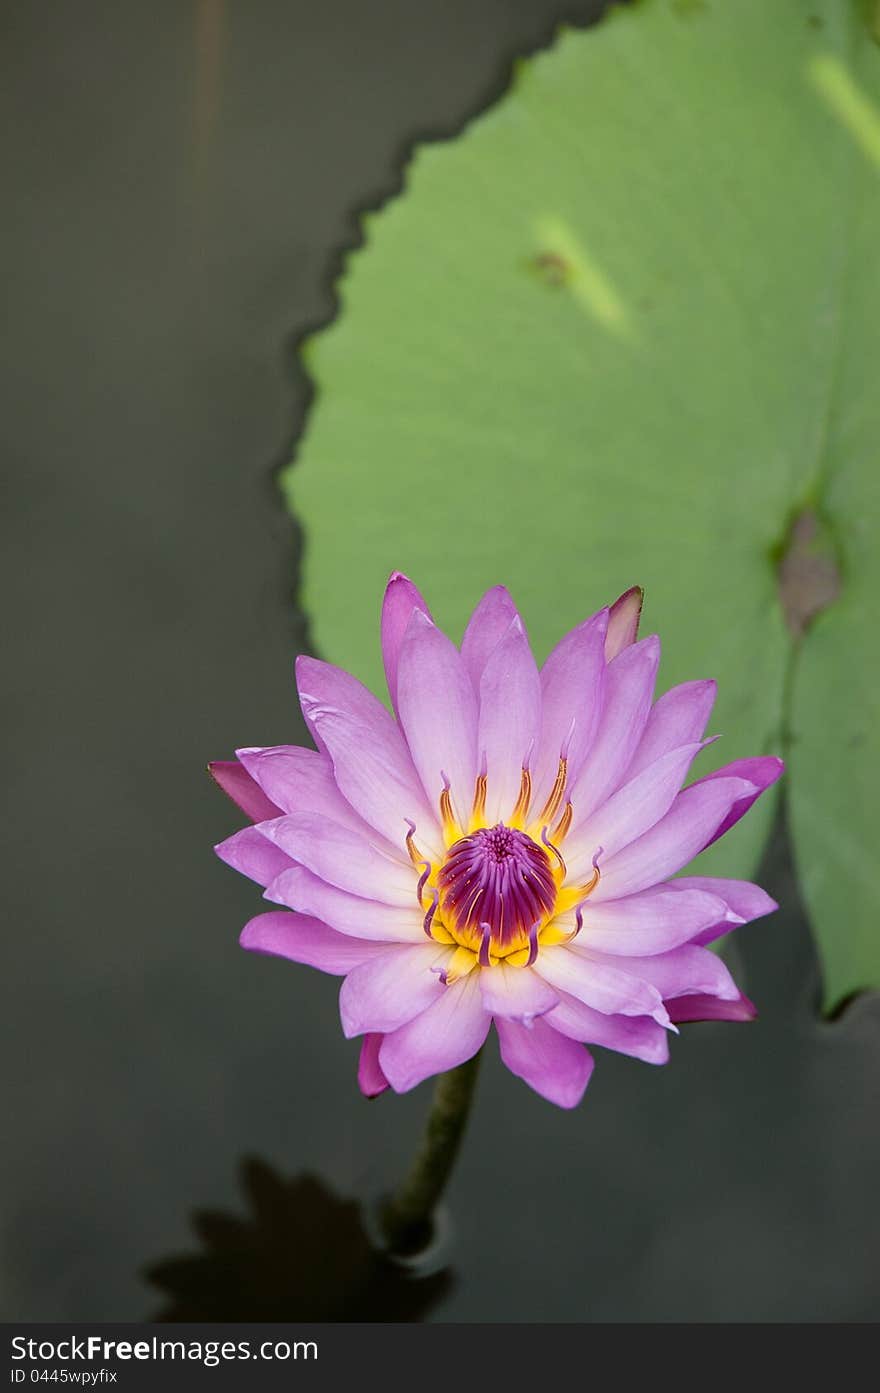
777,508 -> 841,638
532,251 -> 571,287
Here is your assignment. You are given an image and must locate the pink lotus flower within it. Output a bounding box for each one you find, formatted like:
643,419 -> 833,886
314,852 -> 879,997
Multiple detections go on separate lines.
212,575 -> 782,1109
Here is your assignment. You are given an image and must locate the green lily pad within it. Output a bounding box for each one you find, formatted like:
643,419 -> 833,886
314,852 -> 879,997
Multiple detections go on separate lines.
284,0 -> 880,1010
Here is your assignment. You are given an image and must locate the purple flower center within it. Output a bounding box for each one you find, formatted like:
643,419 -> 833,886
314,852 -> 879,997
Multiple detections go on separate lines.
437,823 -> 557,954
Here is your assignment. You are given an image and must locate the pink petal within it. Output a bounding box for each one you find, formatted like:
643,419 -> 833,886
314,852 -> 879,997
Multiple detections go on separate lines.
357,1033 -> 390,1097
605,586 -> 643,660
592,776 -> 760,902
566,740 -> 707,877
626,679 -> 717,780
584,944 -> 740,1001
690,756 -> 784,847
339,944 -> 446,1037
396,610 -> 479,827
547,993 -> 670,1063
240,911 -> 388,974
381,572 -> 432,712
495,1016 -> 594,1108
209,760 -> 282,823
260,814 -> 416,904
567,635 -> 660,822
379,975 -> 490,1093
477,618 -> 542,822
264,865 -> 423,942
236,745 -> 380,839
460,585 -> 521,692
530,608 -> 608,815
667,992 -> 757,1023
478,964 -> 559,1023
536,945 -> 669,1022
214,825 -> 293,887
673,876 -> 778,946
567,884 -> 737,956
295,656 -> 441,858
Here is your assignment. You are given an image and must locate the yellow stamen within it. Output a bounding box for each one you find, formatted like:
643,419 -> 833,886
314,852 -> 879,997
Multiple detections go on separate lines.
439,784 -> 461,842
554,862 -> 600,918
579,862 -> 601,897
471,770 -> 487,827
510,765 -> 532,827
552,799 -> 573,845
541,828 -> 567,879
443,945 -> 478,983
428,921 -> 456,945
504,944 -> 531,966
537,922 -> 572,947
539,757 -> 568,826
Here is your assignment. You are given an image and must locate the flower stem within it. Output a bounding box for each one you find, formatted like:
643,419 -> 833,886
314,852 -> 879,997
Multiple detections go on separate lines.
379,1050 -> 482,1257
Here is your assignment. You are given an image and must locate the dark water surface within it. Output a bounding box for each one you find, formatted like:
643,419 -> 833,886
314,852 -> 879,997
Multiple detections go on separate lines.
3,0 -> 878,1322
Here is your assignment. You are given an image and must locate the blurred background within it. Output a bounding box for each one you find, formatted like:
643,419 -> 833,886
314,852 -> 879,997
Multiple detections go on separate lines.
2,0 -> 878,1322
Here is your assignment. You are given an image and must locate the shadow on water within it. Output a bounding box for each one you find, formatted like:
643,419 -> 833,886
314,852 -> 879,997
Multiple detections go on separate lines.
144,1159 -> 452,1322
